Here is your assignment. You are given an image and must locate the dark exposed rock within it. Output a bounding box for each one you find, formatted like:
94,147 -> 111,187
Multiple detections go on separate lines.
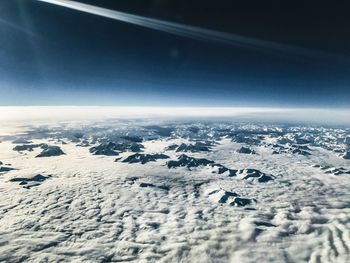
0,166 -> 14,173
207,189 -> 238,203
291,149 -> 311,156
291,144 -> 312,151
129,143 -> 144,152
124,176 -> 140,185
313,165 -> 350,176
70,137 -> 80,143
232,197 -> 255,207
193,181 -> 209,198
218,191 -> 239,203
73,132 -> 84,139
23,183 -> 41,189
236,169 -> 275,182
166,155 -> 238,175
89,142 -> 144,156
207,189 -> 256,207
276,137 -> 294,145
144,125 -> 173,137
36,146 -> 65,157
139,182 -> 156,188
10,174 -> 49,183
13,144 -> 47,152
165,144 -> 179,151
254,221 -> 276,227
325,168 -> 350,176
13,143 -> 64,157
9,174 -> 51,189
167,154 -> 214,169
76,140 -> 90,147
209,163 -> 237,177
188,127 -> 200,133
237,147 -> 256,154
121,136 -> 143,143
12,138 -> 33,144
90,142 -> 119,156
271,144 -> 287,154
345,136 -> 350,146
295,138 -> 311,144
342,151 -> 350,159
230,134 -> 261,145
122,153 -> 169,164
257,174 -> 275,182
271,144 -> 311,156
139,182 -> 170,191
175,142 -> 211,153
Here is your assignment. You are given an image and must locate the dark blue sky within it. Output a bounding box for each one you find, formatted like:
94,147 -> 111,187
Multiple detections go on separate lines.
1,0 -> 350,107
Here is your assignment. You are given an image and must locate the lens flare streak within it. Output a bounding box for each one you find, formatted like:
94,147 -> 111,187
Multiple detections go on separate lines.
37,0 -> 337,62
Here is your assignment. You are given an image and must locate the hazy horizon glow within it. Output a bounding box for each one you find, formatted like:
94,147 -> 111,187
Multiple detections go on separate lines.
1,106 -> 350,127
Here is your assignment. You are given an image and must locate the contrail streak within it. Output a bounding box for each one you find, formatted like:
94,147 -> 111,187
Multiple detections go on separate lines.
37,0 -> 343,63
0,18 -> 37,37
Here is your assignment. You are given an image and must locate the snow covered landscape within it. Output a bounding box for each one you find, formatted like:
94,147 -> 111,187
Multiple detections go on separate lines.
0,117 -> 349,262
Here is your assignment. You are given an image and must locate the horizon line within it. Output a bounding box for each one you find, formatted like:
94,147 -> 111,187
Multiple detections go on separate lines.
1,106 -> 350,126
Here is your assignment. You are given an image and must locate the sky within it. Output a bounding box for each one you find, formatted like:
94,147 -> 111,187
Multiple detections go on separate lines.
0,0 -> 350,107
